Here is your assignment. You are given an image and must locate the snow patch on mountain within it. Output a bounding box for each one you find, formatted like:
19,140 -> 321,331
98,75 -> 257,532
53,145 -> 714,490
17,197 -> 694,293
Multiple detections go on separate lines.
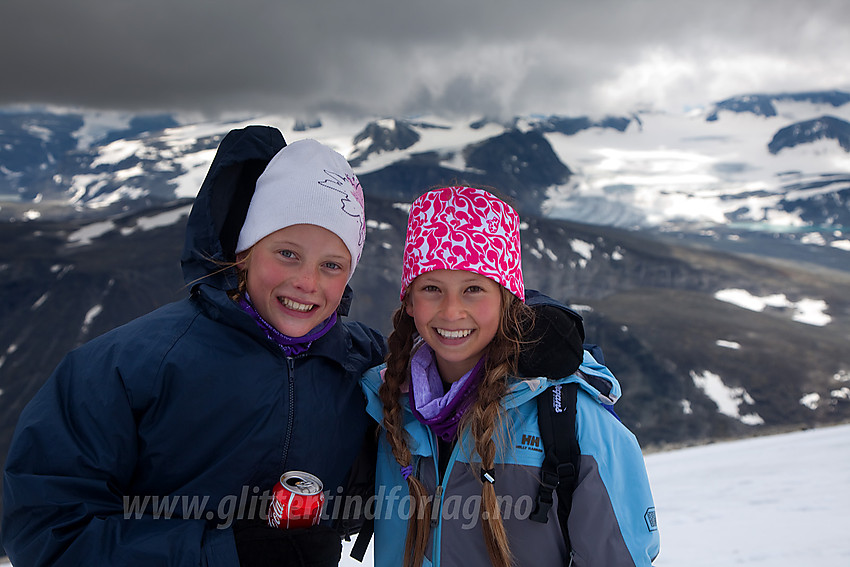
801,380 -> 850,410
528,237 -> 559,262
67,205 -> 193,246
800,392 -> 821,410
121,205 -> 193,234
171,149 -> 218,198
690,370 -> 764,426
81,304 -> 103,335
91,139 -> 144,167
31,293 -> 49,310
714,288 -> 832,326
74,111 -> 134,150
366,219 -> 393,230
67,220 -> 117,246
569,238 -> 594,260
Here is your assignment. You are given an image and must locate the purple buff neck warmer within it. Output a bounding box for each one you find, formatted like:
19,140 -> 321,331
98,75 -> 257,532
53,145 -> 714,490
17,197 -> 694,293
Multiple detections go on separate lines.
408,343 -> 486,441
238,294 -> 337,356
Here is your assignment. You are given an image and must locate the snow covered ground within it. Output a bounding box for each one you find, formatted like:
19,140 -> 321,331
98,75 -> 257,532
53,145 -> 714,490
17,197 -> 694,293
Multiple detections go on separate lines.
645,424 -> 850,567
1,424 -> 847,566
339,423 -> 850,567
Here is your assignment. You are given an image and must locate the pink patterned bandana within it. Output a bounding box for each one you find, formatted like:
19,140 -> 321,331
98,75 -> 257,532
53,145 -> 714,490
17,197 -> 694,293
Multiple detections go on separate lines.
400,187 -> 525,301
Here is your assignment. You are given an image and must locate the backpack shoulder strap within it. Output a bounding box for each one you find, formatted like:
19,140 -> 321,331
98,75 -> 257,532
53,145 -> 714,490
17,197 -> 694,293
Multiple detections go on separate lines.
350,516 -> 373,562
529,382 -> 580,554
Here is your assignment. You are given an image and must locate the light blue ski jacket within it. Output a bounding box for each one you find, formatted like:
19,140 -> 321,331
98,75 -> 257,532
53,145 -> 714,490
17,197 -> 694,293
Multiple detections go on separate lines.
361,351 -> 660,566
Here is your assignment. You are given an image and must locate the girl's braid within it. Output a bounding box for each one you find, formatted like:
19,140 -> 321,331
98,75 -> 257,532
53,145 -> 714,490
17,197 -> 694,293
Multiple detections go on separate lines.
379,306 -> 432,567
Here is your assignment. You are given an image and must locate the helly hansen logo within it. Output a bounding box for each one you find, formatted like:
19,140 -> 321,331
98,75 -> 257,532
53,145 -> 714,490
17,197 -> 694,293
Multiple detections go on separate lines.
516,434 -> 543,453
522,434 -> 540,448
552,385 -> 564,413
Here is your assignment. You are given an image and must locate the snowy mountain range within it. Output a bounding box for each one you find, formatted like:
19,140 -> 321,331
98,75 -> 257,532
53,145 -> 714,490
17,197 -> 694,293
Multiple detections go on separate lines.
3,90 -> 850,238
1,91 -> 849,478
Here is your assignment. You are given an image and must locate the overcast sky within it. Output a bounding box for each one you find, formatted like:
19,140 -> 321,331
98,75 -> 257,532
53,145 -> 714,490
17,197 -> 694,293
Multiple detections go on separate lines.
3,0 -> 849,120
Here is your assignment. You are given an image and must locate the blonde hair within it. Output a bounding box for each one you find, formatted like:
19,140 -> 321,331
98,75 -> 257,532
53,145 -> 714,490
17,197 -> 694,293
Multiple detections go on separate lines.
379,286 -> 532,567
226,249 -> 251,301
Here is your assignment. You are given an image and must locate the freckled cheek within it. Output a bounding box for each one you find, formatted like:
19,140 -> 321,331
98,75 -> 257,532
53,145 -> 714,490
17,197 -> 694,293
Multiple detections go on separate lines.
248,265 -> 292,296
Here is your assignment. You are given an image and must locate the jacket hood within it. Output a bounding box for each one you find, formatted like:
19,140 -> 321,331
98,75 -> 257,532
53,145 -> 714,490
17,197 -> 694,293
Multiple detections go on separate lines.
504,350 -> 622,410
180,125 -> 286,290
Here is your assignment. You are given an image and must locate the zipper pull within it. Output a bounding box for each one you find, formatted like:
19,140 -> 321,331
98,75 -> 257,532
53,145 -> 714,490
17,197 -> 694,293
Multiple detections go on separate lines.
430,485 -> 443,528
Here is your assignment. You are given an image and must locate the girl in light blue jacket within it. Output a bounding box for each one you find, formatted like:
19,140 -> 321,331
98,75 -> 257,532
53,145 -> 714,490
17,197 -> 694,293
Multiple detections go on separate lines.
363,186 -> 659,567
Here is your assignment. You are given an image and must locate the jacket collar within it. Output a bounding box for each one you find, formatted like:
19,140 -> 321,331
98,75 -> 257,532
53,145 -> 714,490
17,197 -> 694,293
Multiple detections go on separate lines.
193,283 -> 354,368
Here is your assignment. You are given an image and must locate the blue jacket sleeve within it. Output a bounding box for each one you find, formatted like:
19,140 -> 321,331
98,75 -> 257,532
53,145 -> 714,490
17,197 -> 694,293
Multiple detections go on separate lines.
568,391 -> 660,566
1,350 -> 240,567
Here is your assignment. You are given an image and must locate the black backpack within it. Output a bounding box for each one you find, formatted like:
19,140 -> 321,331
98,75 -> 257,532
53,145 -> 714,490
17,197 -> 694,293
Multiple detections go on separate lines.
519,291 -> 615,557
530,343 -> 619,559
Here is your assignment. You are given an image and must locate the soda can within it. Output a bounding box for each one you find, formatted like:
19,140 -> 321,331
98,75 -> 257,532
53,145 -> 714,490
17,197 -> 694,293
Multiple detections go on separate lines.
267,471 -> 325,529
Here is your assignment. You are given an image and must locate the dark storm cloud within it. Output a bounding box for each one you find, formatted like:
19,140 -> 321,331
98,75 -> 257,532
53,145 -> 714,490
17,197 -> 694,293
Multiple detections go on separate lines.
2,0 -> 849,118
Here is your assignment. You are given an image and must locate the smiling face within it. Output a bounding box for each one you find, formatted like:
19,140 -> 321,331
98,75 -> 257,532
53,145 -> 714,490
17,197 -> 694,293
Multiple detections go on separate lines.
237,224 -> 351,338
405,269 -> 503,383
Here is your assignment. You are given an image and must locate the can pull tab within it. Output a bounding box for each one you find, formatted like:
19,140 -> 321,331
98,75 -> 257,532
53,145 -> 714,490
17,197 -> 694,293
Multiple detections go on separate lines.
430,485 -> 444,528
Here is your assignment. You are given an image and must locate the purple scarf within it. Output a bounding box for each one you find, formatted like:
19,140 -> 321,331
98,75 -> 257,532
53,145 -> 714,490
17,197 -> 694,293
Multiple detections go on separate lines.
238,295 -> 337,356
408,343 -> 486,441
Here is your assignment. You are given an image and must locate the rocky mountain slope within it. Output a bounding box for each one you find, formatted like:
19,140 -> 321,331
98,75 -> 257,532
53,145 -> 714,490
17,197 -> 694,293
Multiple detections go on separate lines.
2,195 -> 848,459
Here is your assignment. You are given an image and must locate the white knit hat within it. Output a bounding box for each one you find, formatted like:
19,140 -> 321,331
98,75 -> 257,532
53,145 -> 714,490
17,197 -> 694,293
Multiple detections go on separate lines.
236,139 -> 366,280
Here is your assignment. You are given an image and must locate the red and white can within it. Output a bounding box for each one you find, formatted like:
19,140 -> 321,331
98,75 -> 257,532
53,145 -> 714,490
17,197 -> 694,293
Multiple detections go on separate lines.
267,471 -> 325,529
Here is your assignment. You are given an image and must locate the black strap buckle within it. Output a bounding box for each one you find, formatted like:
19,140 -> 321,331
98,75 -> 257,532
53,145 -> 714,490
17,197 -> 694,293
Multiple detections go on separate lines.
557,462 -> 576,485
530,468 -> 560,523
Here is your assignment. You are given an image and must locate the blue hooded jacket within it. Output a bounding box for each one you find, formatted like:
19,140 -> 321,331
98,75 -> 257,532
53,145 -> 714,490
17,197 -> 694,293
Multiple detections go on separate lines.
361,351 -> 660,566
1,126 -> 386,566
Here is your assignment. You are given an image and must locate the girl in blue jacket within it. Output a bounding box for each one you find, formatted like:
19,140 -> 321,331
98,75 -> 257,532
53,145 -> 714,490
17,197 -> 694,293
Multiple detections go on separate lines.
362,186 -> 660,566
1,128 -> 386,566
